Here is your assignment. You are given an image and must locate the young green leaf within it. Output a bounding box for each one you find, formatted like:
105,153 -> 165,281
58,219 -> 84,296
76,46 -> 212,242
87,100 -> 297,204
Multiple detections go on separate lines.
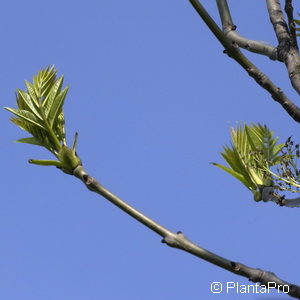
6,66 -> 81,174
212,123 -> 283,201
5,108 -> 45,129
16,137 -> 43,146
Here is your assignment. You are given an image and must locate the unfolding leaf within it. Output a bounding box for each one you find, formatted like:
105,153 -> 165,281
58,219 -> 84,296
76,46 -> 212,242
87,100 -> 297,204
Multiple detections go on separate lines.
16,137 -> 43,146
211,162 -> 251,189
25,81 -> 39,106
6,66 -> 81,173
5,108 -> 45,129
17,89 -> 42,120
212,123 -> 282,196
47,86 -> 69,128
44,75 -> 64,114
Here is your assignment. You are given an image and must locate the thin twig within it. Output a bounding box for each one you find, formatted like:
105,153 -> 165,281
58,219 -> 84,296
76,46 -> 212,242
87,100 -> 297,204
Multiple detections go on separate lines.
282,197 -> 300,207
189,0 -> 300,122
73,165 -> 300,298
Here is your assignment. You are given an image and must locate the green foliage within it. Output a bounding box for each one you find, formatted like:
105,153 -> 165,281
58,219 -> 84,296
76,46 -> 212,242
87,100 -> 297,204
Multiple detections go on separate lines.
212,124 -> 285,201
5,67 -> 81,174
270,137 -> 300,193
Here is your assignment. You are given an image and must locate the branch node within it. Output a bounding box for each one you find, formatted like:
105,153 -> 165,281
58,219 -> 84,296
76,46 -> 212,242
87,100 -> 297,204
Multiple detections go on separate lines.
232,41 -> 239,49
261,186 -> 274,202
83,174 -> 93,184
230,261 -> 240,271
162,231 -> 186,249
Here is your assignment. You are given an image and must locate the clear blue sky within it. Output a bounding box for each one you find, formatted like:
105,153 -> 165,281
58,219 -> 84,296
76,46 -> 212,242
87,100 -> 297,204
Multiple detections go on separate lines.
1,1 -> 299,299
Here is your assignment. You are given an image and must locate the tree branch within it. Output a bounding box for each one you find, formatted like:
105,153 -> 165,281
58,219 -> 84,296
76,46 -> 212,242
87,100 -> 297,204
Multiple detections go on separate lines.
281,197 -> 300,207
261,186 -> 300,207
188,0 -> 300,122
284,0 -> 298,49
266,0 -> 300,94
72,165 -> 300,298
216,0 -> 278,60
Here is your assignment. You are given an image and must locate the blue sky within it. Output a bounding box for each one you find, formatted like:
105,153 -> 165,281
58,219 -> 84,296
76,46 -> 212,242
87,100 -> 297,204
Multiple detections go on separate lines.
1,1 -> 299,299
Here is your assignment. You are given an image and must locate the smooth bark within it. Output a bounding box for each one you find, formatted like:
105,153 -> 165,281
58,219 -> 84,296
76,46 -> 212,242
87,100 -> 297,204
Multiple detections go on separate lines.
72,165 -> 300,298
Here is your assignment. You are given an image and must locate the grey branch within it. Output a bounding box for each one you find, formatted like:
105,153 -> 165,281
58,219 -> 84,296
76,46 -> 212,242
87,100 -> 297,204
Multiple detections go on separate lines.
189,0 -> 300,123
266,0 -> 300,94
261,186 -> 300,207
216,0 -> 278,60
72,165 -> 300,298
284,0 -> 298,49
282,197 -> 300,207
